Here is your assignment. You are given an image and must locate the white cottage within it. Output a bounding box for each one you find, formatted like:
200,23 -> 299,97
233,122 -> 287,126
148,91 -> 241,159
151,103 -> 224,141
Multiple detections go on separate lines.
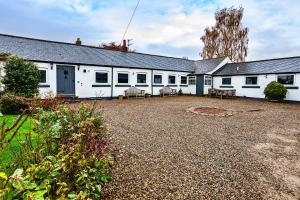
0,34 -> 299,101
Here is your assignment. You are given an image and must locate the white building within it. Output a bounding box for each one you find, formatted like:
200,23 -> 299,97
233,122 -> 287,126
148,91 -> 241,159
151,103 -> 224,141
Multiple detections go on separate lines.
0,34 -> 299,101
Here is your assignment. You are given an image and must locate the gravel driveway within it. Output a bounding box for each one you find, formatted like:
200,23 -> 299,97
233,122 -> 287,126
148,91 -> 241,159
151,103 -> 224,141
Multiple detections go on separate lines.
97,97 -> 300,199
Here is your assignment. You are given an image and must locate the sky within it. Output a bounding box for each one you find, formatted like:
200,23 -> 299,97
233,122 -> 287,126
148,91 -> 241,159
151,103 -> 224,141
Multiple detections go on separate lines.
0,0 -> 299,61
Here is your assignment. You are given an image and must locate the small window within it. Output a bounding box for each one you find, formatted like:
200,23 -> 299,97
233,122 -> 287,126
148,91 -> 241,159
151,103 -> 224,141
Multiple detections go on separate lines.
245,77 -> 258,85
118,73 -> 129,84
222,77 -> 231,85
39,70 -> 46,83
181,76 -> 187,84
277,75 -> 294,85
168,75 -> 176,84
204,76 -> 212,86
188,76 -> 196,85
154,75 -> 162,84
95,72 -> 108,83
137,73 -> 146,84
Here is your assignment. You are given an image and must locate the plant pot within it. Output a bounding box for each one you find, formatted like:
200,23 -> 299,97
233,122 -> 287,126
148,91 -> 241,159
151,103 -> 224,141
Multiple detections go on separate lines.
118,95 -> 123,100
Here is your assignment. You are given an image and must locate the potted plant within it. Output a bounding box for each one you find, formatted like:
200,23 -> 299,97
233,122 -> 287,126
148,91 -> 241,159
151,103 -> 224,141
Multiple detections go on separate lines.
145,93 -> 151,98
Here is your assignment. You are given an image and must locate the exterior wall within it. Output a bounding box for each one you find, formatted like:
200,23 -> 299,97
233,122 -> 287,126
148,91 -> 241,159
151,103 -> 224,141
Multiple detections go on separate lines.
35,62 -> 196,98
213,73 -> 300,101
0,61 -> 4,91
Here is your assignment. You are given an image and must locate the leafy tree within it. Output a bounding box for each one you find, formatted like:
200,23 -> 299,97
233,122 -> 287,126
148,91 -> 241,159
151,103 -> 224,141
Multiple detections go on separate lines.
200,6 -> 249,62
2,56 -> 40,97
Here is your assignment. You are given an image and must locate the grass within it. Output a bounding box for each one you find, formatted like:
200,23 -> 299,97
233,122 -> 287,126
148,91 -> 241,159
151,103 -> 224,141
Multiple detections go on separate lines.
0,114 -> 35,173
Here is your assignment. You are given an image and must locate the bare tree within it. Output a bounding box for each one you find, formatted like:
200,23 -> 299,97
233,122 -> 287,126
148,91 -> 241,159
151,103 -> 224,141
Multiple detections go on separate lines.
200,6 -> 249,62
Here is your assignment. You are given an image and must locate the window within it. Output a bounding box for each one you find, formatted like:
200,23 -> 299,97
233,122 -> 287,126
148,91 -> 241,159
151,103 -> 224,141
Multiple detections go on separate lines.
277,75 -> 294,85
168,75 -> 176,84
181,76 -> 187,84
39,70 -> 46,83
204,76 -> 212,86
154,75 -> 162,84
222,77 -> 231,85
95,72 -> 108,83
137,73 -> 146,84
118,73 -> 129,84
245,76 -> 258,85
188,76 -> 196,85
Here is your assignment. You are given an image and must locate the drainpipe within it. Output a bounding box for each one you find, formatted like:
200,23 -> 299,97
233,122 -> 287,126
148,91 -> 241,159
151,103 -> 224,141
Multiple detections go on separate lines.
151,69 -> 153,96
111,67 -> 114,99
212,75 -> 214,89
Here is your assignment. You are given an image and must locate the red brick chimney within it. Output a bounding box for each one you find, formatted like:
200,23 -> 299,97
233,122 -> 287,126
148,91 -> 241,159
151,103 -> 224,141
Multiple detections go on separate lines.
120,40 -> 128,52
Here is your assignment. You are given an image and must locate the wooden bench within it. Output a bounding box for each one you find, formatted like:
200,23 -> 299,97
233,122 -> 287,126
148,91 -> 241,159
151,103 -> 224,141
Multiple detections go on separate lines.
208,88 -> 236,99
124,87 -> 145,99
159,86 -> 177,97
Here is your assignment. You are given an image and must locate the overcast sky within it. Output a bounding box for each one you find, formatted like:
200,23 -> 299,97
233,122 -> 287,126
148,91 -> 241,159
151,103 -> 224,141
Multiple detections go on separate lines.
0,0 -> 299,61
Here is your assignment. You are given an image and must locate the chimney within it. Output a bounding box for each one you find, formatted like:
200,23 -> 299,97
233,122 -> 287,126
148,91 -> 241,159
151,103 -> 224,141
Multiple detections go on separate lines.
75,38 -> 82,45
120,40 -> 128,52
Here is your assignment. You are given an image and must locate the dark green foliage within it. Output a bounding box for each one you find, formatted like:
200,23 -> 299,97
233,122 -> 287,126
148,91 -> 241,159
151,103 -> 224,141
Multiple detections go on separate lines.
178,88 -> 183,96
2,56 -> 40,97
264,81 -> 287,101
0,94 -> 29,114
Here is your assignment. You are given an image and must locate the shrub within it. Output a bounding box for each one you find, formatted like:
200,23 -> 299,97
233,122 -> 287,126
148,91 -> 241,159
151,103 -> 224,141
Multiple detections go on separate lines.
0,94 -> 29,114
2,56 -> 40,97
178,88 -> 183,96
264,81 -> 287,101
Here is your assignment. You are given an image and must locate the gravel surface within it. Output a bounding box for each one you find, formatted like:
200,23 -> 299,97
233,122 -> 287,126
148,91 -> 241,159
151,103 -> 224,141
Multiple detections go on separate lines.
94,97 -> 300,199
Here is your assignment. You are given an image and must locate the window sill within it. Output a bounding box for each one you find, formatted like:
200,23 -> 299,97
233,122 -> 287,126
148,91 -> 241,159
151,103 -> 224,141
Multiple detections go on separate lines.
115,84 -> 131,87
135,84 -> 149,87
242,86 -> 260,88
285,86 -> 299,89
167,85 -> 177,87
180,85 -> 188,87
153,84 -> 164,87
39,84 -> 50,88
92,84 -> 111,87
220,85 -> 234,88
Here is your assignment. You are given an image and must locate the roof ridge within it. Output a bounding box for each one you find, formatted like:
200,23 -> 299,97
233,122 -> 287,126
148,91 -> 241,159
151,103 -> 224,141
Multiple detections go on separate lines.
228,56 -> 300,65
0,33 -> 198,62
194,56 -> 227,62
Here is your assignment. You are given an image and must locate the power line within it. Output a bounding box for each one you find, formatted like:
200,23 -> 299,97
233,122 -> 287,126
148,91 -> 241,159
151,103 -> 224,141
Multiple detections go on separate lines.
120,0 -> 141,44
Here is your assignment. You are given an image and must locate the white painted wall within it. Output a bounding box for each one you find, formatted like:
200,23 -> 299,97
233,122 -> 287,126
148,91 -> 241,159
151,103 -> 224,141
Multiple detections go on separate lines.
213,74 -> 300,101
35,63 -> 196,98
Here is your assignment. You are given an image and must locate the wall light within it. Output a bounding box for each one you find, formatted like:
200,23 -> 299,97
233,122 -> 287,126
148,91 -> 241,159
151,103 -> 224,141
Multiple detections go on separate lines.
77,65 -> 80,71
50,62 -> 53,70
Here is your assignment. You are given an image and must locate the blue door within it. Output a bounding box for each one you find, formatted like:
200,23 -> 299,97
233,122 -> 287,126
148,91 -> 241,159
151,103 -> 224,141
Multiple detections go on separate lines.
57,65 -> 75,95
196,75 -> 204,96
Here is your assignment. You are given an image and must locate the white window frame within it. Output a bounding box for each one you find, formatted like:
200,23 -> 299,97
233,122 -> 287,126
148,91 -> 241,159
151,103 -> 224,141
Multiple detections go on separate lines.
180,75 -> 188,85
276,74 -> 295,85
204,75 -> 212,86
39,67 -> 48,84
168,74 -> 176,85
95,70 -> 109,84
245,76 -> 258,85
117,72 -> 129,84
188,76 -> 196,85
136,72 -> 147,85
222,77 -> 232,85
153,74 -> 163,85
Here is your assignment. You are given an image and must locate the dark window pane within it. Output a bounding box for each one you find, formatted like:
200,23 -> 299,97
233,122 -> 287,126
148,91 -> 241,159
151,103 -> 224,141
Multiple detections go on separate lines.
154,75 -> 162,84
277,75 -> 294,85
188,76 -> 196,85
168,76 -> 176,84
222,78 -> 231,85
39,70 -> 46,83
118,73 -> 128,83
246,77 -> 257,85
181,76 -> 187,84
96,72 -> 108,83
204,76 -> 212,85
137,74 -> 146,83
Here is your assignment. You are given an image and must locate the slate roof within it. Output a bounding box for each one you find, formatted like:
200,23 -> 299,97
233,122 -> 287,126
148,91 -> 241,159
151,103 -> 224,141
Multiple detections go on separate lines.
214,57 -> 300,75
0,34 -> 225,73
194,57 -> 226,74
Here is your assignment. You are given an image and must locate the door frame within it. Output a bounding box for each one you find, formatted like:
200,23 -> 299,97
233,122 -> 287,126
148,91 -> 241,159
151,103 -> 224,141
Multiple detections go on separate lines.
56,65 -> 76,95
196,74 -> 204,96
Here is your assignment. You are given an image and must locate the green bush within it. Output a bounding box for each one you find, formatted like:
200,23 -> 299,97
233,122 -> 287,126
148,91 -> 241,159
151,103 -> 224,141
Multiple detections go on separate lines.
2,56 -> 40,98
0,104 -> 113,199
264,81 -> 287,101
0,94 -> 29,114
